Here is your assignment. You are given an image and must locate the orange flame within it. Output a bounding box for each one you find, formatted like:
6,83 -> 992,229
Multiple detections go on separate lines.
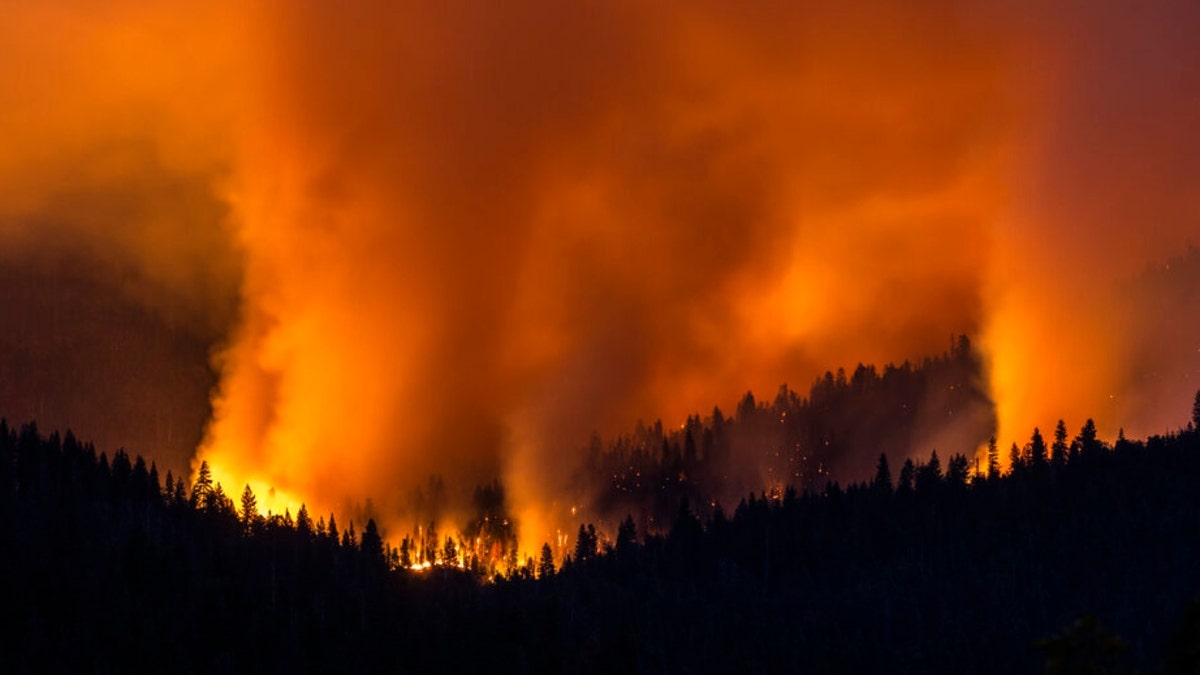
1,2 -> 1197,556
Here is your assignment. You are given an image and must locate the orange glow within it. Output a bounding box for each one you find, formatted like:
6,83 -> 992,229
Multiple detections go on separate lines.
3,1 -> 1199,556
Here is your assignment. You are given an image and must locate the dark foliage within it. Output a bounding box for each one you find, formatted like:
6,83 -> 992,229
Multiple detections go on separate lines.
3,396 -> 1200,672
576,336 -> 995,533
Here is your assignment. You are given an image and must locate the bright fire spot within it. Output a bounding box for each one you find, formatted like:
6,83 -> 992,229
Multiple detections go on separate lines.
201,456 -> 309,518
4,1 -> 1193,559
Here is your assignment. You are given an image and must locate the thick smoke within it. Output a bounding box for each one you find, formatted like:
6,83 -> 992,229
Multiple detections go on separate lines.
1,1 -> 1197,551
981,1 -> 1200,443
0,3 -> 243,472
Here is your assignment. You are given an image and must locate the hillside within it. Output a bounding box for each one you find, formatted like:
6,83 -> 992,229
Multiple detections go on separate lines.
3,398 -> 1200,672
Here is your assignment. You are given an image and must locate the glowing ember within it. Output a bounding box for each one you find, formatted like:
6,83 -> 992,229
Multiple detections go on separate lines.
0,1 -> 1197,559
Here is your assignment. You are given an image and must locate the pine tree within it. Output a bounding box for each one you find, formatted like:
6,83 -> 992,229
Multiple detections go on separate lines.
296,504 -> 313,537
915,450 -> 943,493
538,543 -> 555,579
1051,420 -> 1069,470
239,484 -> 259,533
147,462 -> 162,504
1009,442 -> 1023,475
190,460 -> 213,509
361,518 -> 385,568
683,428 -> 697,468
422,521 -> 438,565
209,483 -> 234,516
873,453 -> 892,494
1192,390 -> 1200,430
1116,427 -> 1129,450
327,514 -> 339,542
400,536 -> 413,568
1077,419 -> 1102,458
898,459 -> 916,494
946,453 -> 970,489
172,476 -> 187,506
574,524 -> 597,563
986,436 -> 1001,480
1029,428 -> 1048,470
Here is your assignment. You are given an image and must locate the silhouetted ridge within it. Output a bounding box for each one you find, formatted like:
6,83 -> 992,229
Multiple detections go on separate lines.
3,387 -> 1200,673
575,335 -> 994,532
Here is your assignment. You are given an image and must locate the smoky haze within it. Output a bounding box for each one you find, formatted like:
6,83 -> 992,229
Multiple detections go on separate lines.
0,4 -> 242,471
1,1 -> 1197,550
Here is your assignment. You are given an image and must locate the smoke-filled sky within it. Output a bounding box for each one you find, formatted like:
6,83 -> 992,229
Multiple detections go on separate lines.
2,1 -> 1198,545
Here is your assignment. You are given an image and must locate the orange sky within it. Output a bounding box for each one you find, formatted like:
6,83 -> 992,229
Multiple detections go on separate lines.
2,0 -> 1198,547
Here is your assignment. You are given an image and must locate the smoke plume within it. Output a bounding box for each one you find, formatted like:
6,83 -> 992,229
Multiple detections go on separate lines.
1,1 -> 1197,550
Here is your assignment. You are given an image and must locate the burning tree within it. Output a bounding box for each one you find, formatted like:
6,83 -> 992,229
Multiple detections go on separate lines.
463,480 -> 519,574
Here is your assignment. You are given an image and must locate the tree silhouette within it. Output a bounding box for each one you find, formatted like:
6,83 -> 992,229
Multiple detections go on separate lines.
1029,428 -> 1048,470
945,453 -> 970,489
190,460 -> 213,509
4,377 -> 1200,674
207,482 -> 235,517
538,543 -> 555,579
1051,420 -> 1069,470
296,504 -> 313,538
574,523 -> 598,563
361,518 -> 385,569
239,483 -> 258,527
898,458 -> 915,494
915,450 -> 942,493
986,436 -> 1001,480
873,453 -> 892,494
1077,419 -> 1102,458
171,475 -> 187,506
400,536 -> 413,569
1009,442 -> 1024,475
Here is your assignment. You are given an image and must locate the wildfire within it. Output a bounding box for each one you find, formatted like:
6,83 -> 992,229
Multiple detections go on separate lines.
2,0 -> 1197,553
203,457 -> 308,520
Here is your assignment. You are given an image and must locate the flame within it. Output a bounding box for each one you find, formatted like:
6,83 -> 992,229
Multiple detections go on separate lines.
2,1 -> 1199,557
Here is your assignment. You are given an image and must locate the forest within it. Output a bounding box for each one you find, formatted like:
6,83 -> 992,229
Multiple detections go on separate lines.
571,335 -> 994,537
3,380 -> 1200,672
